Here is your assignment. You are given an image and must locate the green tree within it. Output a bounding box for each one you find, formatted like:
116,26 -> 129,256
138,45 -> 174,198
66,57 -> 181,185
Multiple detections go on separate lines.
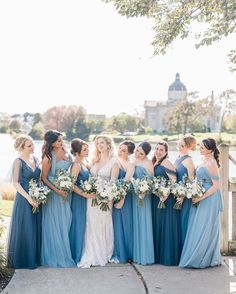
104,0 -> 236,71
215,89 -> 236,141
32,113 -> 43,126
29,122 -> 45,140
110,113 -> 141,133
9,119 -> 22,133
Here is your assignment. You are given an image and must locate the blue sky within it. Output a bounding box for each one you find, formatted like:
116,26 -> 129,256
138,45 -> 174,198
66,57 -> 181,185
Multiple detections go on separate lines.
0,0 -> 235,117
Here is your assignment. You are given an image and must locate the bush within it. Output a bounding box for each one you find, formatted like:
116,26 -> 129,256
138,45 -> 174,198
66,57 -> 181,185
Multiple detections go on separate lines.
0,217 -> 8,278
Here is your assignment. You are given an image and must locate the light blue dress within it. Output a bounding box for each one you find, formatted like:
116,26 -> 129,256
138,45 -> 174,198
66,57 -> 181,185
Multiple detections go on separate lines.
8,157 -> 42,269
132,165 -> 154,265
41,153 -> 75,267
152,165 -> 181,266
174,154 -> 192,248
179,166 -> 223,268
112,167 -> 133,263
69,164 -> 88,263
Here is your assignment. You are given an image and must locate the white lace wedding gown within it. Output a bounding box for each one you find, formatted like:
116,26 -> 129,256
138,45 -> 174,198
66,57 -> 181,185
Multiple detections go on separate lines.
77,157 -> 116,268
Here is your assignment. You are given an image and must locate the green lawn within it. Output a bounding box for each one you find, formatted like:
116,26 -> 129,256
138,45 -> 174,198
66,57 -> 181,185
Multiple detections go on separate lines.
0,200 -> 13,217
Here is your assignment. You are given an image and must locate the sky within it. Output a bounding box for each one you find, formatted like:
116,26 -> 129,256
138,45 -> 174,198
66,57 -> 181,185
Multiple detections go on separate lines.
0,0 -> 235,117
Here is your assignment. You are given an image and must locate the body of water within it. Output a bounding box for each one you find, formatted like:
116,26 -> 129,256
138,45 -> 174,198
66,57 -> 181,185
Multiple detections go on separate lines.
0,133 -> 235,180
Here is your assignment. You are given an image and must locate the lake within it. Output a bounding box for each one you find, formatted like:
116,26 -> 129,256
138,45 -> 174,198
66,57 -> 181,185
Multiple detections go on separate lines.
0,133 -> 235,180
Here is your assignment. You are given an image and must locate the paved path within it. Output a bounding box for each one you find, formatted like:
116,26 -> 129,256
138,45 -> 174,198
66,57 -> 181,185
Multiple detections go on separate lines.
2,217 -> 236,294
2,257 -> 236,294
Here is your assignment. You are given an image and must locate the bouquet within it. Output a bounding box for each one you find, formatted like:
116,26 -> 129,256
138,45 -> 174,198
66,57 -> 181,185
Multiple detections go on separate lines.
28,179 -> 51,213
184,176 -> 205,207
130,176 -> 151,206
114,179 -> 131,204
96,178 -> 120,211
152,176 -> 171,209
171,182 -> 187,210
80,175 -> 99,206
54,169 -> 76,200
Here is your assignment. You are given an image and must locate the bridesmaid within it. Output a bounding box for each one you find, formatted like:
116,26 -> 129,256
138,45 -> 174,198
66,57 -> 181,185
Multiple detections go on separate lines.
112,140 -> 135,263
69,138 -> 95,263
174,134 -> 196,248
152,141 -> 181,266
7,135 -> 41,269
41,130 -> 75,267
179,138 -> 223,268
132,141 -> 154,265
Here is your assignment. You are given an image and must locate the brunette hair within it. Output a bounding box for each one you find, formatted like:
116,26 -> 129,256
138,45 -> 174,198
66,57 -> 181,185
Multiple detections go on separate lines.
42,129 -> 63,160
152,141 -> 169,166
202,138 -> 221,168
71,138 -> 88,156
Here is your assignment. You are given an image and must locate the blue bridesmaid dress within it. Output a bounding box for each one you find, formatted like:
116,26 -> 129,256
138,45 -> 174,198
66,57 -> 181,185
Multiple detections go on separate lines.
69,164 -> 88,263
152,165 -> 181,265
41,153 -> 75,267
112,167 -> 133,263
174,154 -> 192,248
8,157 -> 42,269
132,165 -> 154,265
179,166 -> 223,268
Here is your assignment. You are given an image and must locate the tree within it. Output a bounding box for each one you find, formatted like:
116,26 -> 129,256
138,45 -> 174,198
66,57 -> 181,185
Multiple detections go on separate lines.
9,119 -> 22,133
104,0 -> 236,71
29,122 -> 45,140
110,113 -> 141,133
215,89 -> 236,141
164,92 -> 206,134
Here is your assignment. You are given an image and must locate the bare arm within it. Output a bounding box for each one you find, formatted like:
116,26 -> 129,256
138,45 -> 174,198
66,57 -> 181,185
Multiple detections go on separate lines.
124,163 -> 135,181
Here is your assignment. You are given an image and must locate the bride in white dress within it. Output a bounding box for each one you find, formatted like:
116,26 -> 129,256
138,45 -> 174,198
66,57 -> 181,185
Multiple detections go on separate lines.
77,135 -> 119,268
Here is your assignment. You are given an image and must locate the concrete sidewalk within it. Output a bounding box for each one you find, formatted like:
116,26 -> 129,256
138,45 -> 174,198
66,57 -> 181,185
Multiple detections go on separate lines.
2,257 -> 236,294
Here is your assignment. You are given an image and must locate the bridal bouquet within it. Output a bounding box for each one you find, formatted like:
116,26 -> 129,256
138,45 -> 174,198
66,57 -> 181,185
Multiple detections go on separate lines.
80,175 -> 99,206
28,179 -> 51,213
96,178 -> 120,211
130,176 -> 151,206
152,176 -> 172,209
171,181 -> 187,210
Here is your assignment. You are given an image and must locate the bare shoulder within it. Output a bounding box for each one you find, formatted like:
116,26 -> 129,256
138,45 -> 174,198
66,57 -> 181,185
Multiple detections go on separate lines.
162,158 -> 176,171
206,160 -> 219,177
183,156 -> 195,168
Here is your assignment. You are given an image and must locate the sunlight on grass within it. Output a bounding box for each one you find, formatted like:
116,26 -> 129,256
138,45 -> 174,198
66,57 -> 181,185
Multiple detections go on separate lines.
0,200 -> 13,217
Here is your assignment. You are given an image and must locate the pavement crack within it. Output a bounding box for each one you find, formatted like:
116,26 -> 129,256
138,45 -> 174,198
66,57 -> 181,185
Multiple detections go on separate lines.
129,261 -> 149,294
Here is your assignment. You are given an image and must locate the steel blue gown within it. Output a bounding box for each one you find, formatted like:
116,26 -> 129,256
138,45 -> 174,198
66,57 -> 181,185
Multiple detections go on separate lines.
179,166 -> 223,268
174,154 -> 192,248
152,165 -> 181,265
8,157 -> 42,269
41,153 -> 75,267
112,167 -> 133,263
69,164 -> 88,263
132,165 -> 154,265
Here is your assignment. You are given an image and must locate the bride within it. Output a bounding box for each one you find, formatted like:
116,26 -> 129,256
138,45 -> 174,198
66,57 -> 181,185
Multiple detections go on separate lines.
77,135 -> 119,268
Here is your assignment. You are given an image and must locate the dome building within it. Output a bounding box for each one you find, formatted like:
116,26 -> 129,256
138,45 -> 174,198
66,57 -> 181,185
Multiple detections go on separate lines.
144,73 -> 220,133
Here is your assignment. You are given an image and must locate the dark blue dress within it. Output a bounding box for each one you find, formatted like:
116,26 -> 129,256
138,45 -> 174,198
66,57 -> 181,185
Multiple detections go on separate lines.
112,167 -> 133,263
152,165 -> 181,265
8,157 -> 42,269
174,154 -> 192,248
69,164 -> 88,263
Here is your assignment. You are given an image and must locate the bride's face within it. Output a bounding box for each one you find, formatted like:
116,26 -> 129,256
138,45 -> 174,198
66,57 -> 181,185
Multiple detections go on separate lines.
96,138 -> 108,153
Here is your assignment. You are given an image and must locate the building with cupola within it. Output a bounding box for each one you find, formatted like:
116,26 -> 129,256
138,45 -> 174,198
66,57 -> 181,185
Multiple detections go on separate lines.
144,73 -> 221,133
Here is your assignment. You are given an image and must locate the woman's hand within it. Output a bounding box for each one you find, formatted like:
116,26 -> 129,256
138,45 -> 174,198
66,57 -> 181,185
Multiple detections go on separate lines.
176,197 -> 184,204
192,197 -> 202,204
56,189 -> 68,198
28,198 -> 38,208
160,195 -> 168,203
86,193 -> 96,199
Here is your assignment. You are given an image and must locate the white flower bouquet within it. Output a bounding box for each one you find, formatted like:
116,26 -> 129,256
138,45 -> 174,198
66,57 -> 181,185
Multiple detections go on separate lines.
114,179 -> 131,204
152,176 -> 171,209
184,177 -> 205,207
130,176 -> 152,206
171,182 -> 187,210
54,169 -> 76,194
96,178 -> 120,211
80,175 -> 99,206
28,179 -> 51,213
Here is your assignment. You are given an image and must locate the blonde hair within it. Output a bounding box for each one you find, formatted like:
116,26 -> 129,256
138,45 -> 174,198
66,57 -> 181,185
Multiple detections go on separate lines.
182,134 -> 197,151
92,135 -> 115,163
14,135 -> 33,152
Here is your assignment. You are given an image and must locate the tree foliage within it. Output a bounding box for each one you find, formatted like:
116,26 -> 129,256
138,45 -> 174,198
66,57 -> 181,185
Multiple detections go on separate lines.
104,0 -> 236,70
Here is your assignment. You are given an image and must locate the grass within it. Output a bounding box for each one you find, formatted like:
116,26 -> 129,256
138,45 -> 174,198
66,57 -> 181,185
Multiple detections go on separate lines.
0,200 -> 13,218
